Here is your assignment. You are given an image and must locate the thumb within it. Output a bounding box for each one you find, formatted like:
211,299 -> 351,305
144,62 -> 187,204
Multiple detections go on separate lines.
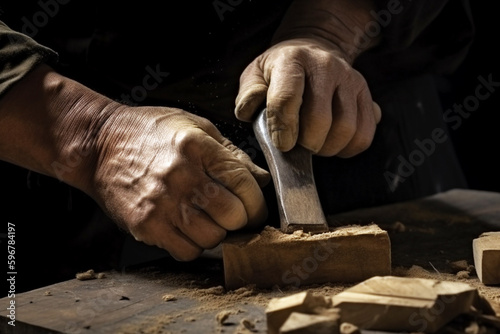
235,61 -> 268,122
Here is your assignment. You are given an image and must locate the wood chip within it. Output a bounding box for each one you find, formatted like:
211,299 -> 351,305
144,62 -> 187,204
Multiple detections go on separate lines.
216,310 -> 232,325
161,294 -> 177,302
278,312 -> 340,334
76,269 -> 96,281
266,291 -> 330,334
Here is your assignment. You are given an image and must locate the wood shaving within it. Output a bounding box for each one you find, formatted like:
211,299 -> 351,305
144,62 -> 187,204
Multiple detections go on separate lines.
161,294 -> 177,302
76,269 -> 106,281
215,310 -> 233,325
76,269 -> 96,281
240,318 -> 255,331
457,270 -> 471,279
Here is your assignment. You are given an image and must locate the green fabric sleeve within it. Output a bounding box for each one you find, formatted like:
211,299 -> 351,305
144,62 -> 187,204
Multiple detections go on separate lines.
0,20 -> 58,99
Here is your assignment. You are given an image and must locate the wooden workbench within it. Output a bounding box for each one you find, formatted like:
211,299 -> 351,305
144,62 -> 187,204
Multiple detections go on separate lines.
1,189 -> 499,333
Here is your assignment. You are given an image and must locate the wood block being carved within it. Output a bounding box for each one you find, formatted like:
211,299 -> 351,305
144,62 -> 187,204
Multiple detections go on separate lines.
473,231 -> 500,285
222,224 -> 391,290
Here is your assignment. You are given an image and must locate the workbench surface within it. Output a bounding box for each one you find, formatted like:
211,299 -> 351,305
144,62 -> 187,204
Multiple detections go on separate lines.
2,189 -> 500,334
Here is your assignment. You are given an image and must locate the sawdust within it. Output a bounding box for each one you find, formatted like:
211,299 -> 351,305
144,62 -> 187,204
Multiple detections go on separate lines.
257,224 -> 386,244
456,270 -> 470,279
113,261 -> 499,334
117,314 -> 181,334
175,284 -> 272,310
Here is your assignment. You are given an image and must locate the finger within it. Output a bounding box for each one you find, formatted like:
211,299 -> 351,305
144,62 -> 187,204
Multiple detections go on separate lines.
174,203 -> 227,249
200,136 -> 268,228
191,122 -> 268,228
188,170 -> 248,231
131,221 -> 203,262
208,159 -> 268,228
317,79 -> 357,157
337,86 -> 378,158
266,60 -> 305,152
235,61 -> 268,122
296,63 -> 335,153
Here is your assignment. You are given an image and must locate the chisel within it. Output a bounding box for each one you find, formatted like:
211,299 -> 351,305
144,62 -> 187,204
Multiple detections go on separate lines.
252,108 -> 329,234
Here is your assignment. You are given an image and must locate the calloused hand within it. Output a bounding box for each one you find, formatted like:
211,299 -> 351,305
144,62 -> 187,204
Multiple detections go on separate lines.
89,106 -> 270,260
0,63 -> 271,261
235,37 -> 381,158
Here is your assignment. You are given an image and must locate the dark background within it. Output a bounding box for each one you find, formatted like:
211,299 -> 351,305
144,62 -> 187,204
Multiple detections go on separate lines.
444,2 -> 500,193
0,1 -> 499,297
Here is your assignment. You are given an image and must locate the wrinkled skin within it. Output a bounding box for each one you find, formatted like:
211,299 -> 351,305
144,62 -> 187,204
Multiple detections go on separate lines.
0,0 -> 381,261
0,65 -> 269,261
235,0 -> 382,157
91,106 -> 270,260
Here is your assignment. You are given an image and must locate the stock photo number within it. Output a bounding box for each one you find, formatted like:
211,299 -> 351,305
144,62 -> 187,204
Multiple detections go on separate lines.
6,222 -> 16,327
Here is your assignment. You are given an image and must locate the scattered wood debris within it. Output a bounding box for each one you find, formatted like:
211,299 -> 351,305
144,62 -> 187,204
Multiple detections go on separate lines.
266,290 -> 331,334
75,269 -> 106,281
239,318 -> 256,331
339,322 -> 360,334
279,312 -> 340,334
216,310 -> 233,325
266,276 -> 499,334
161,294 -> 177,302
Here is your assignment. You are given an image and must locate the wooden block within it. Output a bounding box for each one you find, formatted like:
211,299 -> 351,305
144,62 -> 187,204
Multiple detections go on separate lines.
339,322 -> 360,334
331,276 -> 479,333
279,312 -> 340,334
473,231 -> 500,285
222,224 -> 391,290
266,291 -> 330,334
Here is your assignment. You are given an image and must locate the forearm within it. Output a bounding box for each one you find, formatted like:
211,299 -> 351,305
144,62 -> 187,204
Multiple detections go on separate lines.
272,0 -> 381,63
0,64 -> 120,190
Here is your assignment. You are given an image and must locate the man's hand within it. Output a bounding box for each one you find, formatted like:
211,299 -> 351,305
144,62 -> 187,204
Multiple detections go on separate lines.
91,106 -> 270,261
235,0 -> 382,158
0,65 -> 270,261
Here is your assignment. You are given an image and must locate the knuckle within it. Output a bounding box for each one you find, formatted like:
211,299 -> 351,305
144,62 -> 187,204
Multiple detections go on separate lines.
201,230 -> 227,249
354,134 -> 375,153
336,121 -> 357,140
174,129 -> 207,156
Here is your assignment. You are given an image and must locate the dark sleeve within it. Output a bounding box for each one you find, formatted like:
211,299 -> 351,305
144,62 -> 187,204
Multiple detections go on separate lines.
354,0 -> 474,85
0,20 -> 58,99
